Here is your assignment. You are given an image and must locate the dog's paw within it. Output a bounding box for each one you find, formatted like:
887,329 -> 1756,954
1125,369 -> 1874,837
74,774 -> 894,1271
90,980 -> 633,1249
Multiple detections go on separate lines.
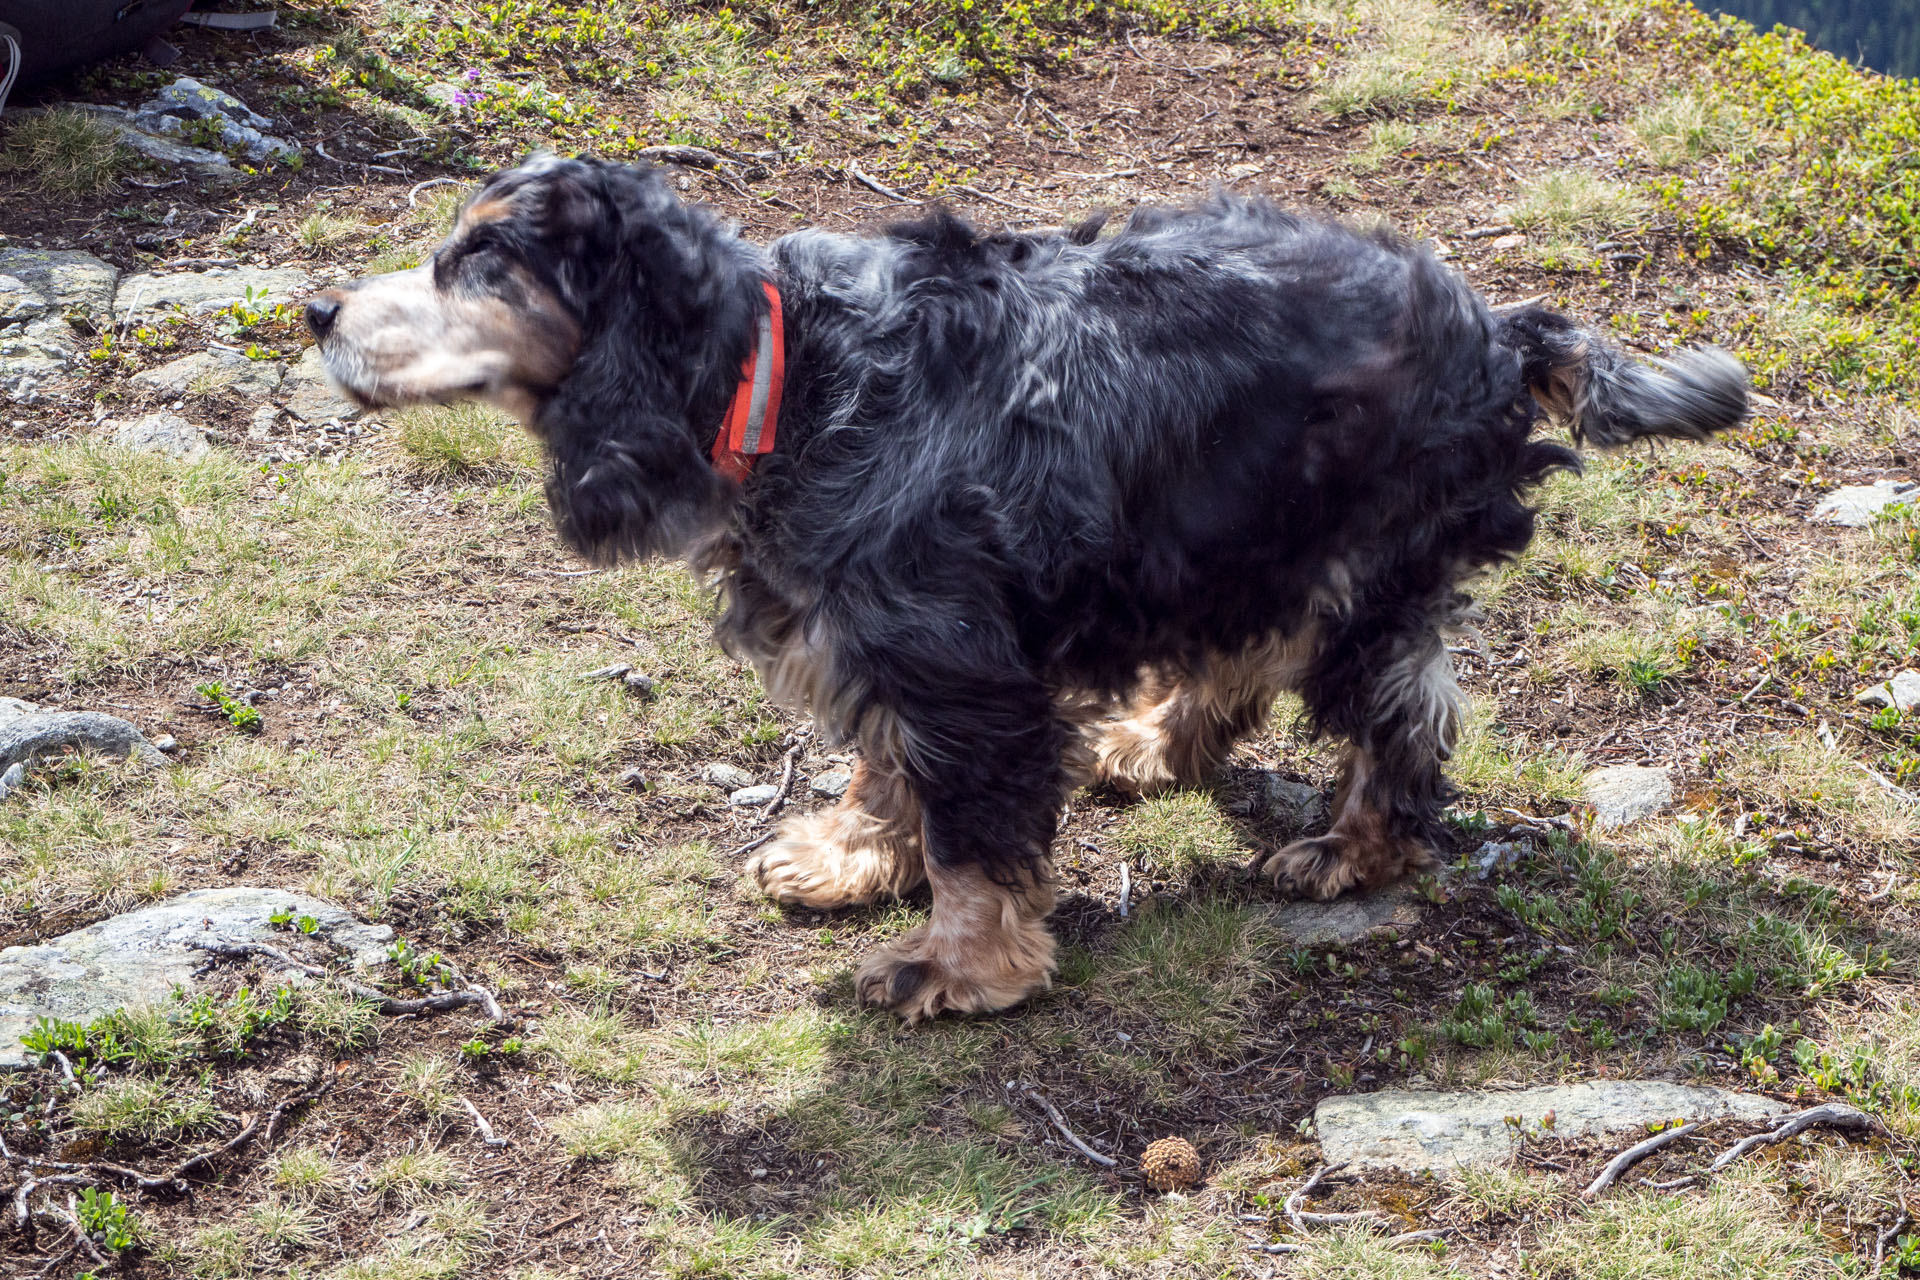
747,811 -> 923,910
1255,835 -> 1366,900
1090,717 -> 1184,795
1254,834 -> 1433,900
853,928 -> 1054,1024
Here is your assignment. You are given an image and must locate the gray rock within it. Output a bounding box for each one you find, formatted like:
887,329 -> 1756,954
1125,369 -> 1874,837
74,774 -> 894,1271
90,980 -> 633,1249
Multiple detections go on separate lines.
130,348 -> 283,398
0,248 -> 119,320
1856,670 -> 1920,713
0,709 -> 166,772
278,346 -> 361,422
132,77 -> 298,163
729,784 -> 780,807
1583,765 -> 1672,829
111,412 -> 209,460
809,769 -> 853,800
0,274 -> 48,326
1270,880 -> 1427,945
1315,1081 -> 1791,1173
1471,840 -> 1532,880
0,762 -> 24,801
0,887 -> 392,1067
71,104 -> 238,177
702,763 -> 754,790
622,671 -> 657,698
582,662 -> 632,681
615,767 -> 648,792
115,266 -> 310,320
152,734 -> 179,753
0,698 -> 38,719
1814,480 -> 1917,528
1251,772 -> 1326,823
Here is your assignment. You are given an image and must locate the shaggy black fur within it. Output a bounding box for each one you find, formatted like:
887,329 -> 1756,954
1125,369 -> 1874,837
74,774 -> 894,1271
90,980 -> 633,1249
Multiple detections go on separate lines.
442,157 -> 1750,888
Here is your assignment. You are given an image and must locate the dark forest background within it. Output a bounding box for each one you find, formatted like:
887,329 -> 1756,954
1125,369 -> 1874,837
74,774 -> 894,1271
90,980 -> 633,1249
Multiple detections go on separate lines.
1711,0 -> 1920,78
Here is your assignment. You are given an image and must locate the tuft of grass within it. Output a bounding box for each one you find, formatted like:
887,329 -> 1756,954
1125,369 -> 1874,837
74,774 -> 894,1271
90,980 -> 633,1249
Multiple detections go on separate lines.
395,403 -> 539,482
369,1148 -> 468,1202
1314,0 -> 1504,117
1631,91 -> 1746,167
270,1145 -> 343,1198
0,109 -> 134,196
533,1003 -> 653,1083
69,1076 -> 218,1141
1528,1171 -> 1844,1278
1086,897 -> 1277,1053
1350,118 -> 1422,172
553,1099 -> 672,1160
1507,170 -> 1650,237
395,1051 -> 461,1116
246,1196 -> 326,1256
296,209 -> 369,251
1112,791 -> 1246,877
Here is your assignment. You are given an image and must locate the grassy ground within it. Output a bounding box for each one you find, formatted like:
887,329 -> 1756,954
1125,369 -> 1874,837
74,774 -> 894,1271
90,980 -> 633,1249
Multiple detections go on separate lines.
2,0 -> 1919,1275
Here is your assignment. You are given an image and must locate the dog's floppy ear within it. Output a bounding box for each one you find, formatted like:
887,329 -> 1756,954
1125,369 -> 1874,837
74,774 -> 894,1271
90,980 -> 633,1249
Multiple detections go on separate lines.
536,161 -> 761,564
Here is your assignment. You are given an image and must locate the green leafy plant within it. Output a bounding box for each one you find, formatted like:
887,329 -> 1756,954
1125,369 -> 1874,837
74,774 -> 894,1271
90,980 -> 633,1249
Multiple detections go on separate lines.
196,682 -> 262,733
388,938 -> 456,989
77,1187 -> 136,1253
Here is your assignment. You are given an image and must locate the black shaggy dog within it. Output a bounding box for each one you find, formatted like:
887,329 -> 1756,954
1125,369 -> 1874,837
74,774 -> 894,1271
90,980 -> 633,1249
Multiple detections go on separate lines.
307,154 -> 1748,1022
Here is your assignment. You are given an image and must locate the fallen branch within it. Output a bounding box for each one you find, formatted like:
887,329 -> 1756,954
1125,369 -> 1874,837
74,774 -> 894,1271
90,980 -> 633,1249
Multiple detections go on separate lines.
1021,1085 -> 1117,1168
1285,1162 -> 1386,1229
636,144 -> 737,171
2,1078 -> 329,1196
1247,1241 -> 1307,1255
191,940 -> 511,1026
1387,1228 -> 1452,1247
407,176 -> 466,206
460,1096 -> 510,1148
1583,1122 -> 1700,1200
1707,1103 -> 1884,1173
846,162 -> 914,204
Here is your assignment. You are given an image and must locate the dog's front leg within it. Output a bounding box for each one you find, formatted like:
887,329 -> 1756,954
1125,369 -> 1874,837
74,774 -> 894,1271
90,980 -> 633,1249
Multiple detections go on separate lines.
841,619 -> 1066,1022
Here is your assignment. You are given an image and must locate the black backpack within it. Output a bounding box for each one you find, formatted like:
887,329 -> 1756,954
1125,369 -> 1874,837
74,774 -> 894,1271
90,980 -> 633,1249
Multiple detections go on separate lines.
0,1 -> 196,94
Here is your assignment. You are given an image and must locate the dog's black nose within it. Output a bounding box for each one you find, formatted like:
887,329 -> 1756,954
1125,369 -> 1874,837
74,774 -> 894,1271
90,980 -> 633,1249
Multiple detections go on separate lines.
304,298 -> 340,338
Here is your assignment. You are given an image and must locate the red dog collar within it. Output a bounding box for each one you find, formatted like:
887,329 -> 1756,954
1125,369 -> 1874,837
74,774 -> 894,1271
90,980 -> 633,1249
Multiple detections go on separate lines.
711,281 -> 785,482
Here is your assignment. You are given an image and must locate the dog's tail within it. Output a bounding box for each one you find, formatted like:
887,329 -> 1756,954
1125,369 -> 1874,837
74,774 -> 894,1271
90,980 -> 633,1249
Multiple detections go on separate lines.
1498,305 -> 1749,449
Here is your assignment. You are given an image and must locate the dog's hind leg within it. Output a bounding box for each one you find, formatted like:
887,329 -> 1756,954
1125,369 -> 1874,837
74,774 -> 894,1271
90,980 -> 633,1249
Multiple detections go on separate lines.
1255,628 -> 1461,899
748,759 -> 928,909
1090,634 -> 1309,794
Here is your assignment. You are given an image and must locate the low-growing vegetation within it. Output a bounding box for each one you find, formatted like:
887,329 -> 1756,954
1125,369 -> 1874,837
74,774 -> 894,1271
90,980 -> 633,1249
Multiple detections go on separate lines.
3,0 -> 1920,1274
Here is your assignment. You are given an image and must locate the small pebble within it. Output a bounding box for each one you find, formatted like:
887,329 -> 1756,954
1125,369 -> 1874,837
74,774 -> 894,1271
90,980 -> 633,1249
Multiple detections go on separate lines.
152,734 -> 179,753
0,762 -> 23,800
615,767 -> 648,792
729,784 -> 780,807
622,671 -> 657,699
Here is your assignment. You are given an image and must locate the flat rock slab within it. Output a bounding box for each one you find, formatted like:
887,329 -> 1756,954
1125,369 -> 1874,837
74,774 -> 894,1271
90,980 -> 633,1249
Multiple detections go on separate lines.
1813,480 -> 1916,528
0,887 -> 392,1068
279,346 -> 360,421
0,248 -> 119,319
1856,670 -> 1920,713
1583,765 -> 1672,829
1249,771 -> 1327,823
110,412 -> 210,460
131,348 -> 284,398
1315,1081 -> 1790,1173
1269,881 -> 1426,946
115,266 -> 310,319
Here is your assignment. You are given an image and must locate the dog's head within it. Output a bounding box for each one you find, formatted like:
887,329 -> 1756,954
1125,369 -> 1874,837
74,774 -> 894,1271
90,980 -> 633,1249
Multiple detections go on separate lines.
306,153 -> 768,562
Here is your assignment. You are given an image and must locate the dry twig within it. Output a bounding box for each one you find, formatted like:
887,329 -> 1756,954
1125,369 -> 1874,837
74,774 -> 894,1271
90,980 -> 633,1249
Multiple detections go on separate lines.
191,939 -> 511,1026
758,733 -> 809,822
1020,1085 -> 1117,1167
1285,1162 -> 1387,1229
461,1096 -> 511,1148
1583,1122 -> 1700,1199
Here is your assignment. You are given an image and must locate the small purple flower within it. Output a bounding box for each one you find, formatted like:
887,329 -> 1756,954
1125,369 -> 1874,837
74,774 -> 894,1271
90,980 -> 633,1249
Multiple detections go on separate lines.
465,68 -> 481,82
452,91 -> 476,107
